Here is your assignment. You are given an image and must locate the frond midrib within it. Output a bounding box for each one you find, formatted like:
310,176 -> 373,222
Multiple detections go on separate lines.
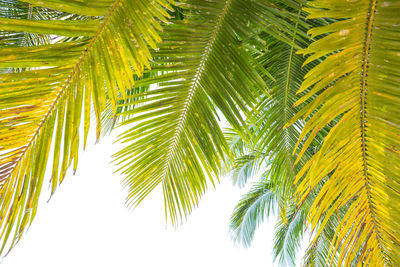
237,188 -> 272,242
359,0 -> 386,259
160,0 -> 233,179
5,0 -> 121,182
282,6 -> 302,179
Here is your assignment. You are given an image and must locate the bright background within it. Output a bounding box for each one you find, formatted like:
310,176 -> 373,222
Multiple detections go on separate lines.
1,130 -> 291,267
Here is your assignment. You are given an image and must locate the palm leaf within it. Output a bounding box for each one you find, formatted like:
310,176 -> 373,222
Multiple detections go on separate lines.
113,0 -> 310,224
228,0 -> 319,256
230,181 -> 278,247
230,153 -> 262,188
288,0 -> 400,265
254,33 -> 311,199
222,127 -> 263,188
302,206 -> 343,267
100,7 -> 185,135
0,0 -> 61,57
273,206 -> 306,266
227,3 -> 320,264
0,0 -> 172,255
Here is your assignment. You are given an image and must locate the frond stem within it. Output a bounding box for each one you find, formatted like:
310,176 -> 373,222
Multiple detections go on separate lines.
4,0 -> 121,182
360,0 -> 385,259
161,0 -> 232,181
282,5 -> 301,197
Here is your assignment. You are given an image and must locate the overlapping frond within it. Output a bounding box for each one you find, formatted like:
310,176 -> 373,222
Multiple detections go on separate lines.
273,207 -> 305,266
0,0 -> 172,255
289,0 -> 400,265
230,153 -> 262,188
228,2 -> 318,264
230,181 -> 277,247
222,127 -> 263,188
114,0 -> 309,224
0,0 -> 60,53
254,31 -> 312,199
303,207 -> 343,267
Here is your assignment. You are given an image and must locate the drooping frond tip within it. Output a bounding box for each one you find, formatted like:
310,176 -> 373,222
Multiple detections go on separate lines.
0,0 -> 172,256
289,0 -> 400,265
114,0 -> 305,225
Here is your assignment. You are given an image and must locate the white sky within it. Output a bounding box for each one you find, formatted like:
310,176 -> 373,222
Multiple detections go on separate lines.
0,130 -> 290,267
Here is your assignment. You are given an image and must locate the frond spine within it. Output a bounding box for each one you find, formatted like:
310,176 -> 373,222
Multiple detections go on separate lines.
358,0 -> 386,262
161,0 -> 233,182
4,0 -> 124,185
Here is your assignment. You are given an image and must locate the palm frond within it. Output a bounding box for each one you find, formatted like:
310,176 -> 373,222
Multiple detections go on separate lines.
100,7 -> 185,135
288,0 -> 400,265
302,208 -> 342,267
112,0 -> 308,224
273,206 -> 305,266
253,5 -> 316,203
230,153 -> 262,188
227,3 -> 318,263
0,0 -> 172,256
222,127 -> 263,188
230,181 -> 277,247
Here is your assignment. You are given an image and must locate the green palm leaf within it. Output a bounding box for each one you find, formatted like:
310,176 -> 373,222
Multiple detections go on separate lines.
227,1 -> 316,261
226,3 -> 352,264
273,206 -> 305,266
303,206 -> 342,267
230,181 -> 278,247
0,0 -> 60,55
222,127 -> 263,188
113,0 -> 309,224
114,0 -> 265,224
0,0 -> 172,255
288,0 -> 400,265
255,34 -> 311,199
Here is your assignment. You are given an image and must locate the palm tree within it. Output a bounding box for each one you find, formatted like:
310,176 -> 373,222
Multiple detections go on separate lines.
0,0 -> 399,266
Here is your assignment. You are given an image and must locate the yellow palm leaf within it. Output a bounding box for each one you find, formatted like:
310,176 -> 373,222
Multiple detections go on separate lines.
0,0 -> 172,256
289,0 -> 400,265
